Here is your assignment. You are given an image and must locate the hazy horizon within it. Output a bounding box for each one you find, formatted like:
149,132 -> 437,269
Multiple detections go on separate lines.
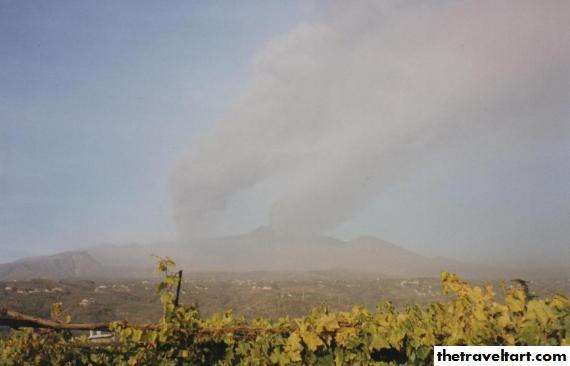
2,1 -> 569,267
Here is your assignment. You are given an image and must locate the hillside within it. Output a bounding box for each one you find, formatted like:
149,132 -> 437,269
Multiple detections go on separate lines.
1,227 -> 567,280
172,228 -> 455,276
0,251 -> 103,280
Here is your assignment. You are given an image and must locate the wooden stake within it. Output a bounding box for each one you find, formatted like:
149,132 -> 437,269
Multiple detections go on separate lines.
174,270 -> 183,308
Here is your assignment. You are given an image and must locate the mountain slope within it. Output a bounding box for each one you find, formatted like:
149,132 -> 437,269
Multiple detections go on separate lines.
2,228 -> 567,279
132,228 -> 463,277
0,251 -> 103,280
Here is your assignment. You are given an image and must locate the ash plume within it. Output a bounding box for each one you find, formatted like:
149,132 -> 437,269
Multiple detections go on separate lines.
172,0 -> 570,239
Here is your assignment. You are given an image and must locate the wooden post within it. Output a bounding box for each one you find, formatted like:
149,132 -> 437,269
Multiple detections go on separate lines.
0,307 -> 159,331
174,270 -> 183,308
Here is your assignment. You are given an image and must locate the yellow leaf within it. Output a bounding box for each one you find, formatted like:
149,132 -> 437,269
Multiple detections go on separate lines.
506,288 -> 527,313
317,314 -> 340,332
285,332 -> 303,362
132,329 -> 142,342
503,333 -> 515,345
335,327 -> 357,347
369,332 -> 390,350
301,330 -> 324,351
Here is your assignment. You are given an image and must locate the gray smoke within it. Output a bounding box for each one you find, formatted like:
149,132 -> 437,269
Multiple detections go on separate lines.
172,0 -> 570,239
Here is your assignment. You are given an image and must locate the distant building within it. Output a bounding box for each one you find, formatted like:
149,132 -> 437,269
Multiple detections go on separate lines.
88,330 -> 114,341
399,280 -> 420,287
79,299 -> 90,307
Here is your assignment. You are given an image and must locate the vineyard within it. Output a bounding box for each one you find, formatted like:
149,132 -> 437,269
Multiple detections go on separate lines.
1,258 -> 568,365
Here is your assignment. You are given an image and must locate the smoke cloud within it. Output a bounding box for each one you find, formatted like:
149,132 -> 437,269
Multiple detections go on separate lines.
172,0 -> 570,239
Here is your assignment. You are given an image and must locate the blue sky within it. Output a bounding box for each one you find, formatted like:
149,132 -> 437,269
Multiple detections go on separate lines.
1,1 -> 569,265
1,1 -> 314,257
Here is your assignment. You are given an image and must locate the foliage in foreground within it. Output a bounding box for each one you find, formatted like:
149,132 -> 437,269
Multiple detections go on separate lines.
1,258 -> 568,365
